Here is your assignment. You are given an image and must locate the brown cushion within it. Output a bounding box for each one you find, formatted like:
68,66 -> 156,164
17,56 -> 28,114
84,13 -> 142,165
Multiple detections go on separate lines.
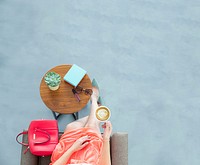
111,132 -> 128,165
38,156 -> 51,165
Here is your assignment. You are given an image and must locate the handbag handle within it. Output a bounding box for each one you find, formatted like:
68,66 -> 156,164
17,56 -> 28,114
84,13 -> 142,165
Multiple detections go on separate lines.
33,128 -> 51,144
16,131 -> 29,146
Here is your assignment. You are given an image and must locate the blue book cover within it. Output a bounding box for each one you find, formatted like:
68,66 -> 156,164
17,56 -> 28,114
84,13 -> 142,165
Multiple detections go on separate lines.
63,64 -> 87,87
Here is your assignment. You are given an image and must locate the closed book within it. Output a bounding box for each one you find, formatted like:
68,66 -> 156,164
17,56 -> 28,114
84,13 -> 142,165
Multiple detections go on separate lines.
63,64 -> 87,87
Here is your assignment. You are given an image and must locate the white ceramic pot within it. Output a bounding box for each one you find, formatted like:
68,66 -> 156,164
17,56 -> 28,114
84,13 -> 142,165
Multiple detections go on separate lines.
48,85 -> 59,91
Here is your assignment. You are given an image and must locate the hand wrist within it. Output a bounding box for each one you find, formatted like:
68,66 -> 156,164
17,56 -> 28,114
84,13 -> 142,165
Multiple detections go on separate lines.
103,138 -> 110,142
68,146 -> 76,153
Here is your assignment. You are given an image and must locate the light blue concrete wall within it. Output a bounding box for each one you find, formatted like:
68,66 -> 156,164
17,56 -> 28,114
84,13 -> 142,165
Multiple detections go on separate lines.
0,0 -> 200,164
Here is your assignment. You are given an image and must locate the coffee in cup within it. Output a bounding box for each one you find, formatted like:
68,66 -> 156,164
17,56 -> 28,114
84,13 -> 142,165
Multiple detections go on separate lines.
95,106 -> 111,121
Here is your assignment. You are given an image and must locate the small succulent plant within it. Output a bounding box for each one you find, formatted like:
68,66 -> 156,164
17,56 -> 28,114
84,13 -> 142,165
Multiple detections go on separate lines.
44,72 -> 61,87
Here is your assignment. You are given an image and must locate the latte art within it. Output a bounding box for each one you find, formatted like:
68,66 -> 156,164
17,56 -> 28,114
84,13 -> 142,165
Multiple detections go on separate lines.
97,109 -> 109,120
95,106 -> 111,121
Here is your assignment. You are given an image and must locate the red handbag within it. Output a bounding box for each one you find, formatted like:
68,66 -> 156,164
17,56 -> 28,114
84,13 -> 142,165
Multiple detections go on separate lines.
16,120 -> 59,156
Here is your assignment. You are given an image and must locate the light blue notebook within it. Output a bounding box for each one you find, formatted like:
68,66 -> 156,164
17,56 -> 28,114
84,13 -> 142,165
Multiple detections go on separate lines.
63,64 -> 87,87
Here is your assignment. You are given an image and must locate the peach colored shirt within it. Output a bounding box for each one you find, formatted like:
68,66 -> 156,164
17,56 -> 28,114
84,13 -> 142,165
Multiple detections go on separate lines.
50,127 -> 103,165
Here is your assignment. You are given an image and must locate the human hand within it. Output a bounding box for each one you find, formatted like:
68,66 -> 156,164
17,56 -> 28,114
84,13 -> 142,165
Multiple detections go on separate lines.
102,121 -> 112,141
70,136 -> 90,152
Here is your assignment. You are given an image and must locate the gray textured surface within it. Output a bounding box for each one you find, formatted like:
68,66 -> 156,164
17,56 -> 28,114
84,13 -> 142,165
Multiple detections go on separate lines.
1,0 -> 200,164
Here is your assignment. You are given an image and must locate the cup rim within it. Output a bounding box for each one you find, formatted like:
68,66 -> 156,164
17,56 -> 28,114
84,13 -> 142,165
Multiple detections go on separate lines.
95,106 -> 111,122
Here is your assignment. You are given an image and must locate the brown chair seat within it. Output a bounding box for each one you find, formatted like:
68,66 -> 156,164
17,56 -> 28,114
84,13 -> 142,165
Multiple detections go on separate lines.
20,131 -> 128,165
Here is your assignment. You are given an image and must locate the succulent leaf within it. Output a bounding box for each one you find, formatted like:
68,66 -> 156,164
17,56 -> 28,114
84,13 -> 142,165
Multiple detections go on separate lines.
44,72 -> 61,87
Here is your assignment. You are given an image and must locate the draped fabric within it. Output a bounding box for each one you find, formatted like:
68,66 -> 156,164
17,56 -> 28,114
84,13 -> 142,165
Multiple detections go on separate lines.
50,127 -> 103,165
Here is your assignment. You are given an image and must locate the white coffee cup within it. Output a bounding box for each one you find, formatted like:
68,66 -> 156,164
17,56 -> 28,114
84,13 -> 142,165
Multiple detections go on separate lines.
95,106 -> 111,122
